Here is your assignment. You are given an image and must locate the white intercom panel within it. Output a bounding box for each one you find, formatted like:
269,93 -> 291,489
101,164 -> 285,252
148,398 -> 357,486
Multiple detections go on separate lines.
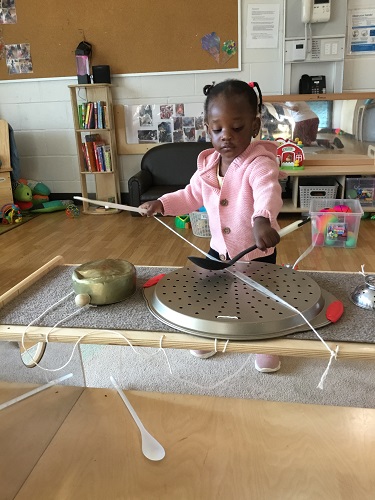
302,0 -> 331,24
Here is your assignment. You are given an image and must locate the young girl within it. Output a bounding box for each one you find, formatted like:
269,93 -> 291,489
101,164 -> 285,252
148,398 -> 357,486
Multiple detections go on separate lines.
140,79 -> 285,373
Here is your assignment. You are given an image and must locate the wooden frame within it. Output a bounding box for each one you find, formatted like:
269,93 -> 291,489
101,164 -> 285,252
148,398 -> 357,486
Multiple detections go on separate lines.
1,257 -> 375,361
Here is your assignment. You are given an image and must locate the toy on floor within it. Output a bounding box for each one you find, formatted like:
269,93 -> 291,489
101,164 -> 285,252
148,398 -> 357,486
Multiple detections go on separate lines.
65,204 -> 80,218
13,183 -> 33,211
0,203 -> 22,224
13,178 -> 51,211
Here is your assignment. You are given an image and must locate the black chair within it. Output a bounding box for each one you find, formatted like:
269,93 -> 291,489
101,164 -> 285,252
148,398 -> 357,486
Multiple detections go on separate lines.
128,142 -> 212,216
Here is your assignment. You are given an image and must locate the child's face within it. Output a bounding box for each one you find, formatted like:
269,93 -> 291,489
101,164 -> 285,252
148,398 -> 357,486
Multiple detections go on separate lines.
206,93 -> 260,165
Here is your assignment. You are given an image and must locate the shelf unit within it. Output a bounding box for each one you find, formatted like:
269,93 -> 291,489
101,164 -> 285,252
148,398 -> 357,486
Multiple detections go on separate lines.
280,161 -> 375,213
68,84 -> 121,215
263,92 -> 375,214
0,119 -> 13,208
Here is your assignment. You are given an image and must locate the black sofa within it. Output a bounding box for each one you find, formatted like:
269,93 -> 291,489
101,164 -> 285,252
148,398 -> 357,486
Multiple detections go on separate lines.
128,142 -> 212,216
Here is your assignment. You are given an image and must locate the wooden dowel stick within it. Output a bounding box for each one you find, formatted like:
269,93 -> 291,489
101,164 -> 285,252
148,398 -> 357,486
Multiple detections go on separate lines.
73,196 -> 147,214
0,255 -> 65,309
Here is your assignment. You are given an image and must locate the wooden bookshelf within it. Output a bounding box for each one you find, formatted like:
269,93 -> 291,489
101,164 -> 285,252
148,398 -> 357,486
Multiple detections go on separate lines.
68,84 -> 121,215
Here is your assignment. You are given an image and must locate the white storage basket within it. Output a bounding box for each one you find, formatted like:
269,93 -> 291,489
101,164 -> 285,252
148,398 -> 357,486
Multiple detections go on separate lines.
189,211 -> 211,238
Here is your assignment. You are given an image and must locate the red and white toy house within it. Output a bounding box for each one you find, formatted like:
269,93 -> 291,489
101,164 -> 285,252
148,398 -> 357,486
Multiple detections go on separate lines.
276,140 -> 304,168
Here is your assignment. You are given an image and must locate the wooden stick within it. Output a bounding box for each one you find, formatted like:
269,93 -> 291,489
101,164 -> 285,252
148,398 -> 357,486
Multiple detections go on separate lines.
73,196 -> 147,214
0,255 -> 65,309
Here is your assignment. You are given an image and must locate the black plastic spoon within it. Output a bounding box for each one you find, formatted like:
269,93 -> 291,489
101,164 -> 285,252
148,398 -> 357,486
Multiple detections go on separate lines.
188,219 -> 310,271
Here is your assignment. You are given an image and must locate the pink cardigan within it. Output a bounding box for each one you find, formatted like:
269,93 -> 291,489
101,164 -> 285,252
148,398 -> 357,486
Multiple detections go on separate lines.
160,140 -> 284,261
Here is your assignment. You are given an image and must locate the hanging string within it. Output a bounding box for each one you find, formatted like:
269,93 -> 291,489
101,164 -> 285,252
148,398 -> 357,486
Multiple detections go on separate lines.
292,222 -> 319,269
152,215 -> 219,260
228,268 -> 338,389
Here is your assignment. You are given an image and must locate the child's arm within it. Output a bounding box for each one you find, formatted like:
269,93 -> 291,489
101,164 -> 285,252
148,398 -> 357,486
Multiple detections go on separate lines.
139,200 -> 164,217
253,216 -> 280,251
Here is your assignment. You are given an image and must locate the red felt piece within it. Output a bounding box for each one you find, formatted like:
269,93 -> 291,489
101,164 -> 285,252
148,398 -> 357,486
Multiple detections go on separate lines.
143,274 -> 166,288
326,300 -> 344,323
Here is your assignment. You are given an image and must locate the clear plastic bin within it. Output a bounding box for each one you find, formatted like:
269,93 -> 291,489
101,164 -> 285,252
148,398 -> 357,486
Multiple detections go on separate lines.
310,198 -> 363,248
345,177 -> 375,206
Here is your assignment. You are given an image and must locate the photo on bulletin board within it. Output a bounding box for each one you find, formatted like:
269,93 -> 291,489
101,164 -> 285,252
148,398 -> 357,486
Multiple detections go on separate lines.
125,103 -> 210,144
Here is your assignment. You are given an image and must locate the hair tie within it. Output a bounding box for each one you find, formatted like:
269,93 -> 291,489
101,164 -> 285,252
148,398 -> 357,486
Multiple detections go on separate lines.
248,82 -> 255,88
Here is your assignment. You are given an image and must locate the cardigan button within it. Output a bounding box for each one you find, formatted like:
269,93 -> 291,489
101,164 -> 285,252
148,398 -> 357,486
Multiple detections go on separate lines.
220,199 -> 228,206
219,254 -> 226,261
223,227 -> 231,234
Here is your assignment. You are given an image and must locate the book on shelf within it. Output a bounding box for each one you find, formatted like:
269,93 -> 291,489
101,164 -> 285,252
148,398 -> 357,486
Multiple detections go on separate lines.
77,103 -> 87,129
84,133 -> 101,171
93,140 -> 106,171
84,142 -> 97,171
103,104 -> 109,128
102,144 -> 112,171
96,101 -> 105,129
81,143 -> 90,171
77,101 -> 107,129
93,102 -> 98,129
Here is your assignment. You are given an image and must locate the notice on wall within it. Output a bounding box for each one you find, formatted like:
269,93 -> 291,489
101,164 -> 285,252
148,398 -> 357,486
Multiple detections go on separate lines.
348,8 -> 375,54
246,4 -> 279,49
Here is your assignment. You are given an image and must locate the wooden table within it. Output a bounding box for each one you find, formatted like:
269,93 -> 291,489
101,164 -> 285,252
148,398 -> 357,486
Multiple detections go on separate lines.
1,381 -> 374,500
0,256 -> 375,361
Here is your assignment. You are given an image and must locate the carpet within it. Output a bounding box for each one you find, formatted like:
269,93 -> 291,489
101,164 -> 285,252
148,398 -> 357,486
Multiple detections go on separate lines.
1,265 -> 374,409
1,340 -> 374,409
0,212 -> 39,235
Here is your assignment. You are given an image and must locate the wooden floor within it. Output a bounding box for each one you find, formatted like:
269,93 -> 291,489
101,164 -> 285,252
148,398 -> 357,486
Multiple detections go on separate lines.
1,382 -> 375,500
1,210 -> 374,296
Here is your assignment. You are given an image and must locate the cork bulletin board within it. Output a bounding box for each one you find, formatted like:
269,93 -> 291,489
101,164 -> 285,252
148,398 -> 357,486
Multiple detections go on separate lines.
0,0 -> 240,80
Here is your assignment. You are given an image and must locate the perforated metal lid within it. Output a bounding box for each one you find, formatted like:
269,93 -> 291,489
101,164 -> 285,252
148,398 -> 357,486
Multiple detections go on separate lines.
143,262 -> 337,340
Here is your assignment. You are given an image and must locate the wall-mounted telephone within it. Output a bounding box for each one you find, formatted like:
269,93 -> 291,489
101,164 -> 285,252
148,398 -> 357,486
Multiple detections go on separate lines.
301,0 -> 331,24
299,74 -> 326,94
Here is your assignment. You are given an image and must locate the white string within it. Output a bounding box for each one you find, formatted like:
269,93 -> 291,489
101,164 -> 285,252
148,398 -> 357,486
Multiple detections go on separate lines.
359,264 -> 366,277
317,346 -> 339,390
228,269 -> 338,389
152,215 -> 217,259
158,337 -> 255,391
292,223 -> 319,269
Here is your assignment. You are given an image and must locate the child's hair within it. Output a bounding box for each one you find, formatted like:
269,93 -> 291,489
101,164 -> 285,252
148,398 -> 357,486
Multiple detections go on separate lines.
203,80 -> 263,120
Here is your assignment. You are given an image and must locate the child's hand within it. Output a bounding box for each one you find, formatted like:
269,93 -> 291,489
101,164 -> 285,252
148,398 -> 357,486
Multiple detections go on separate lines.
253,217 -> 280,251
139,200 -> 164,217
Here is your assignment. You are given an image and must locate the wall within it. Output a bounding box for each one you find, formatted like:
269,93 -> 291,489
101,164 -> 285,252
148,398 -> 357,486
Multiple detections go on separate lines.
0,0 -> 373,198
0,0 -> 284,196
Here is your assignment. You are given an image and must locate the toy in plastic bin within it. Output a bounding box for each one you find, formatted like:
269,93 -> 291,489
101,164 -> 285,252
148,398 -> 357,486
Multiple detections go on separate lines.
310,199 -> 363,248
175,214 -> 190,229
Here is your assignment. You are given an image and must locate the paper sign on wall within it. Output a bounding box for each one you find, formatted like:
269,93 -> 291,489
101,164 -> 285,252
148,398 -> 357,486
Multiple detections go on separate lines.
246,4 -> 280,49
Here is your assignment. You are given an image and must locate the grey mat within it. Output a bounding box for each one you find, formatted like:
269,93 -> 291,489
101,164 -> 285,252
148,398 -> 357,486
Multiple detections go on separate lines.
0,266 -> 374,344
1,340 -> 374,409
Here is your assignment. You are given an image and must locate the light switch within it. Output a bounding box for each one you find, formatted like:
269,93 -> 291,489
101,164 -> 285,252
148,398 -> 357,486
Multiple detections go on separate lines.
324,43 -> 331,55
332,43 -> 338,55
